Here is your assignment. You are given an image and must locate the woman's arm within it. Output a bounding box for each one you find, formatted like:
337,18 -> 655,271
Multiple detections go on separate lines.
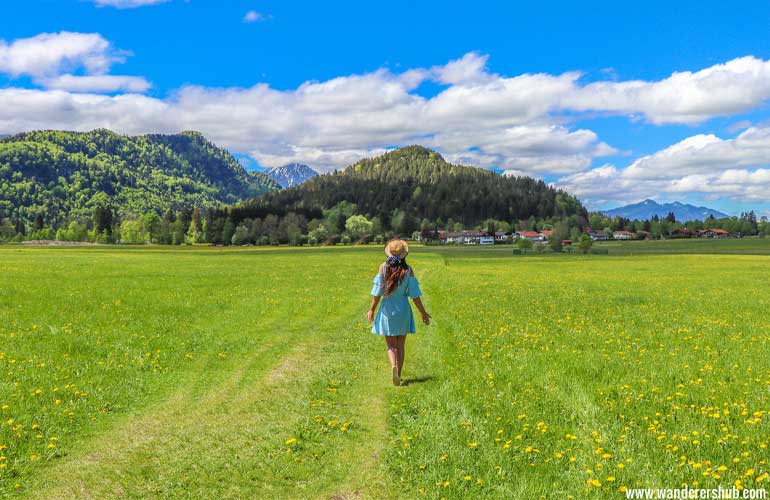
367,296 -> 381,323
367,263 -> 386,323
412,297 -> 431,325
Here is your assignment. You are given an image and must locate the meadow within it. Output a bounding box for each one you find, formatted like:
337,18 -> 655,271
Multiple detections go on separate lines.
1,241 -> 770,499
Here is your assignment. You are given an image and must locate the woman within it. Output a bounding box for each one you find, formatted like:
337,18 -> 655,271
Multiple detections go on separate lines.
366,239 -> 431,386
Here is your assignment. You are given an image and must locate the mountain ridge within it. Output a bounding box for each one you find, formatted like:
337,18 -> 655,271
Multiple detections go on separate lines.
266,163 -> 318,188
603,199 -> 729,221
0,129 -> 279,227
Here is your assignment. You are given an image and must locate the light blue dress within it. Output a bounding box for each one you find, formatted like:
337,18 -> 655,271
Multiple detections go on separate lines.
371,266 -> 423,336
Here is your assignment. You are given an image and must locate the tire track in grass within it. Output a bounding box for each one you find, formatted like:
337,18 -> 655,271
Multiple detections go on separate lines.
324,257 -> 444,500
26,340 -> 293,499
315,337 -> 389,500
24,278 -> 327,499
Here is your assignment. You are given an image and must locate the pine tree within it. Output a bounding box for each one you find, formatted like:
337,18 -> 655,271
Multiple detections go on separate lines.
33,213 -> 45,231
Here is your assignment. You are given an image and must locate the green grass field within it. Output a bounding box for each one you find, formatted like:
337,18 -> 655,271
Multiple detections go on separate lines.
2,241 -> 770,499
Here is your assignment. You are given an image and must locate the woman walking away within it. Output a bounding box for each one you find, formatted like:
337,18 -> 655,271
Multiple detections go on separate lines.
367,239 -> 431,386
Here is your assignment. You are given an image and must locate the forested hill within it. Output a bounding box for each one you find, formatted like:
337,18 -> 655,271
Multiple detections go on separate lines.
247,146 -> 586,228
0,129 -> 279,227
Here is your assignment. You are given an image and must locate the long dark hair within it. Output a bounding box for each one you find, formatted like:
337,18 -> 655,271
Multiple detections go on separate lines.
383,255 -> 408,296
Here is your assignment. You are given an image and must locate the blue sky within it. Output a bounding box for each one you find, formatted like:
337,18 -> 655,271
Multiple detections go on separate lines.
2,0 -> 770,215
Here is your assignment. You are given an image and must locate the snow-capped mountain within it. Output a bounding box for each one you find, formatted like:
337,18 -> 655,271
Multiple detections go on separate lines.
602,199 -> 729,221
265,163 -> 318,188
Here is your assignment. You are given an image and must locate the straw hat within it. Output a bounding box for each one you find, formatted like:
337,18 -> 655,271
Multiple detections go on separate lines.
384,239 -> 409,258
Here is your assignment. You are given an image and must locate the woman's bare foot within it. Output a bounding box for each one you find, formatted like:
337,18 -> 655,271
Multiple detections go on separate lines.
391,366 -> 401,386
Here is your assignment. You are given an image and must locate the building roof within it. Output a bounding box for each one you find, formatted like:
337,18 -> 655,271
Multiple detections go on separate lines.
446,230 -> 488,237
516,231 -> 540,238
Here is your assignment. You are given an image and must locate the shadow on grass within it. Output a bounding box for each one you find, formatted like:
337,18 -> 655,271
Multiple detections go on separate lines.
401,375 -> 435,386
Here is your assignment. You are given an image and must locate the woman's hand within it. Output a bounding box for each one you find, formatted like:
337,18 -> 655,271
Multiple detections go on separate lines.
421,311 -> 431,325
367,297 -> 380,324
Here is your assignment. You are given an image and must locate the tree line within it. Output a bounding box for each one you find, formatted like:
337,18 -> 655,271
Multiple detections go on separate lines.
3,201 -> 768,247
587,211 -> 766,238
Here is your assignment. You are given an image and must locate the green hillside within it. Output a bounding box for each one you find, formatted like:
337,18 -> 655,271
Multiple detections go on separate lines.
0,129 -> 279,228
249,145 -> 586,229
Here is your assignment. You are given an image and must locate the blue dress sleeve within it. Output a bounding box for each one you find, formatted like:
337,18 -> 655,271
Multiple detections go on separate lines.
371,274 -> 384,297
407,275 -> 422,298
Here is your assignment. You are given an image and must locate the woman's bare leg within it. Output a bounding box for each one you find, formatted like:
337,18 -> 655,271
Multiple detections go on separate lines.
396,335 -> 406,376
385,336 -> 399,370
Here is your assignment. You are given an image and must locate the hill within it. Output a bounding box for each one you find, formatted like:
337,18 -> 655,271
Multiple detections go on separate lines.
245,146 -> 585,232
266,163 -> 318,188
0,129 -> 279,227
603,199 -> 729,221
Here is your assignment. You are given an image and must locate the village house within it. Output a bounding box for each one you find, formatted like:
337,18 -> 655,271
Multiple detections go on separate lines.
539,230 -> 553,240
588,230 -> 609,241
418,228 -> 441,242
494,231 -> 510,242
612,230 -> 635,240
515,230 -> 543,242
479,234 -> 495,245
696,228 -> 731,238
444,230 -> 492,244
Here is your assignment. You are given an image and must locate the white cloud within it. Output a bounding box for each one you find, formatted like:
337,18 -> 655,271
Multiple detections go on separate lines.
432,125 -> 616,174
0,32 -> 119,78
557,165 -> 651,206
668,169 -> 770,201
88,0 -> 170,8
557,126 -> 770,205
624,127 -> 770,179
42,74 -> 151,93
0,62 -> 610,172
0,31 -> 149,95
0,88 -> 170,135
243,10 -> 267,23
564,56 -> 770,124
431,52 -> 492,85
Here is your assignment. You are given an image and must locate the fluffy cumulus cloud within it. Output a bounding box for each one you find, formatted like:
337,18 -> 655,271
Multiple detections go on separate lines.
564,56 -> 770,125
558,126 -> 770,205
0,32 -> 118,78
431,51 -> 493,85
0,32 -> 148,93
88,0 -> 170,8
5,31 -> 770,205
0,44 -> 615,172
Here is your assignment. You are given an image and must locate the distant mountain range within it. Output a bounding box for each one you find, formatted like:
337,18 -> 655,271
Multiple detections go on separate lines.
266,163 -> 318,188
603,199 -> 729,221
